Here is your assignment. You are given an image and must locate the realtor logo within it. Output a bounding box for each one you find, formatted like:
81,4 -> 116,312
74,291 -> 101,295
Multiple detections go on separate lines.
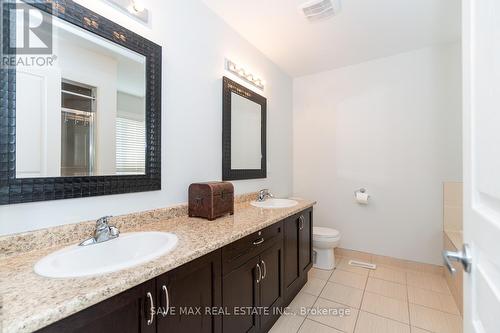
2,1 -> 52,55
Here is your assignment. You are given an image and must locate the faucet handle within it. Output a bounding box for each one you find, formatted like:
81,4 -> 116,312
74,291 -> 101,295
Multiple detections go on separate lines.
109,226 -> 120,238
81,216 -> 118,246
257,189 -> 273,201
96,216 -> 113,229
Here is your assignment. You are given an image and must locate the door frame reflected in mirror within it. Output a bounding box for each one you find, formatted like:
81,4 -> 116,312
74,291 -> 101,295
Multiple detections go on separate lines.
222,76 -> 267,180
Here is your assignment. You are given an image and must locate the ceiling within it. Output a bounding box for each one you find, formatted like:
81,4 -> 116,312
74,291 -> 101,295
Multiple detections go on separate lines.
203,0 -> 461,77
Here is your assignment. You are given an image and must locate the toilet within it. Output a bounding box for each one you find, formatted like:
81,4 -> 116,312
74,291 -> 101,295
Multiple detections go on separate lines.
312,227 -> 341,270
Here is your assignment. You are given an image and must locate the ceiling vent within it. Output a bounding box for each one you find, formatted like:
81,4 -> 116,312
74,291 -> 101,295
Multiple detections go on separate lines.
298,0 -> 341,22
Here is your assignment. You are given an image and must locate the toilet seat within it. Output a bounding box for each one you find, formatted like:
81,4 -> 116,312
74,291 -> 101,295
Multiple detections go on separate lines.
313,227 -> 341,240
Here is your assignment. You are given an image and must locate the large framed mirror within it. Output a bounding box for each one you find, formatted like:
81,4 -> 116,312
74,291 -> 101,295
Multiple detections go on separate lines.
0,0 -> 161,204
222,77 -> 266,180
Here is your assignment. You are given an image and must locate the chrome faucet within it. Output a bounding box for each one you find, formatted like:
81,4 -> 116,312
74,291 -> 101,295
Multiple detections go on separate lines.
79,216 -> 119,246
257,189 -> 274,202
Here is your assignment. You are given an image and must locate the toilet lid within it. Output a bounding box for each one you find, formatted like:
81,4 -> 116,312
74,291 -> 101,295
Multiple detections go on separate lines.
313,227 -> 340,238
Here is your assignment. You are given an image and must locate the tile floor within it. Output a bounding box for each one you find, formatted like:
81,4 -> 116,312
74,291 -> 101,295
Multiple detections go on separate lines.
270,256 -> 462,333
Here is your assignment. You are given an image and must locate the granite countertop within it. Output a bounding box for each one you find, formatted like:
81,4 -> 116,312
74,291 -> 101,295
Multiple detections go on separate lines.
0,199 -> 315,333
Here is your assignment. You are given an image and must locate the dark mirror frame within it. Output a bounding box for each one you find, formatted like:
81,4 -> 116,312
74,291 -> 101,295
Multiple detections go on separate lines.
222,76 -> 267,181
0,0 -> 162,205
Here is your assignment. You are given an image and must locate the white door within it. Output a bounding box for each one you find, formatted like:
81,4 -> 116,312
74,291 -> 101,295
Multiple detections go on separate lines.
15,66 -> 61,178
462,0 -> 500,332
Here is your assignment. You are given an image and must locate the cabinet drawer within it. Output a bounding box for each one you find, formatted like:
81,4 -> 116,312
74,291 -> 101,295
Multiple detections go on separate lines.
222,221 -> 283,276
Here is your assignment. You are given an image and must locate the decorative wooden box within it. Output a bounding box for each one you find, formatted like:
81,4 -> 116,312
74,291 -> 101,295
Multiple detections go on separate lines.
188,182 -> 234,220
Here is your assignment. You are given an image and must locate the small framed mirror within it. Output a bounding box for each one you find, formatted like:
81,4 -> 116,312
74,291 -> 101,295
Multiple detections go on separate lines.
222,77 -> 266,180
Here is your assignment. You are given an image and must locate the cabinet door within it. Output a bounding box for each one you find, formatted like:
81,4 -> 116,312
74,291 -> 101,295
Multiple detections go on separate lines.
259,240 -> 284,331
222,256 -> 260,333
156,250 -> 222,333
36,279 -> 156,333
299,209 -> 313,273
283,215 -> 300,297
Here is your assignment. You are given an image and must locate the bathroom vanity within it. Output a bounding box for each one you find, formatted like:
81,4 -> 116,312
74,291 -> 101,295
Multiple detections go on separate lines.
10,206 -> 313,333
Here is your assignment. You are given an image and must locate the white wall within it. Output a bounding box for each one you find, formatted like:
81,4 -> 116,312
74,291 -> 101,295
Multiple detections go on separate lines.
0,0 -> 293,235
293,44 -> 462,265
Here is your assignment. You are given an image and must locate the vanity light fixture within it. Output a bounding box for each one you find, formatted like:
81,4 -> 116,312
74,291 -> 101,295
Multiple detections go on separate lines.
225,59 -> 265,90
105,0 -> 149,24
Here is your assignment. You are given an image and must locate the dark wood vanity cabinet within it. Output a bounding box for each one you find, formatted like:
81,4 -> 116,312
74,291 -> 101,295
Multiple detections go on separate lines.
37,279 -> 157,333
258,241 -> 285,331
221,224 -> 284,333
156,250 -> 222,333
222,256 -> 261,333
36,208 -> 312,333
283,209 -> 313,302
299,209 -> 313,273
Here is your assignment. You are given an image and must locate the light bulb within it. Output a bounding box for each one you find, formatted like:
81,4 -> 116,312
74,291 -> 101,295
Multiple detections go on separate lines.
130,0 -> 145,13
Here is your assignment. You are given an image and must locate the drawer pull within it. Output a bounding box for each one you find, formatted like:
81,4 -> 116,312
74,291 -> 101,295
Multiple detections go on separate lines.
256,263 -> 262,283
299,215 -> 305,231
146,291 -> 155,325
261,260 -> 267,280
253,237 -> 265,245
162,285 -> 170,315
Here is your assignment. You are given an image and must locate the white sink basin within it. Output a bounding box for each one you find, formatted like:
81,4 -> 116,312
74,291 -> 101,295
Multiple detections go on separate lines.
250,198 -> 298,209
34,232 -> 178,278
